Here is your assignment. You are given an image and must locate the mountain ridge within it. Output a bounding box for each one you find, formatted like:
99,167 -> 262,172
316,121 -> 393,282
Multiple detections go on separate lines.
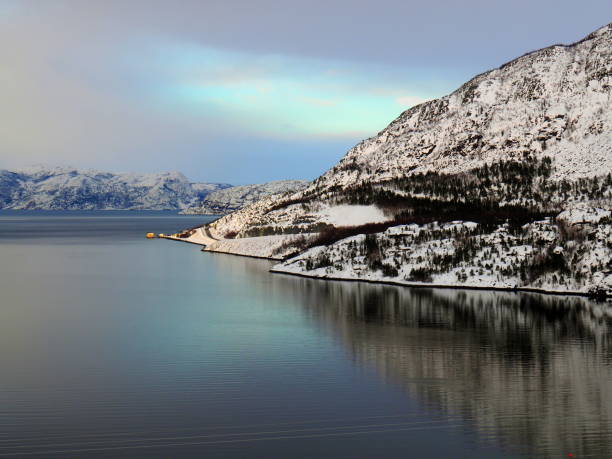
0,166 -> 307,212
309,22 -> 611,191
190,23 -> 612,297
181,180 -> 309,215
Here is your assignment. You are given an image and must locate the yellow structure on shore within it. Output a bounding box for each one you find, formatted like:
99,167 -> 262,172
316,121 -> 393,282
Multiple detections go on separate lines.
146,233 -> 155,239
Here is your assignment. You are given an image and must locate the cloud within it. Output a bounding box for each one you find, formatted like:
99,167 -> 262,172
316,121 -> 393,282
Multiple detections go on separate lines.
300,97 -> 338,107
153,43 -> 437,139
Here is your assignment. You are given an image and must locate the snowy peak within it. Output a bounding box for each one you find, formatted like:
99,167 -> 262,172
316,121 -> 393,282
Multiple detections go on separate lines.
311,23 -> 611,191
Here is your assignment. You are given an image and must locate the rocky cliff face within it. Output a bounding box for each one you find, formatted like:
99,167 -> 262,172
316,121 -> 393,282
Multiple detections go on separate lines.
0,166 -> 231,210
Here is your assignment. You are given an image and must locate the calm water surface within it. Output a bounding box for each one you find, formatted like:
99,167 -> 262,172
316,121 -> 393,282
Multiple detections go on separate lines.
0,211 -> 611,458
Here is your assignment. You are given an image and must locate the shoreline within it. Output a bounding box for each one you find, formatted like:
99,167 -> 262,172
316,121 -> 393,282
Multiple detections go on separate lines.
158,235 -> 205,246
160,227 -> 217,246
269,267 -> 611,300
159,235 -> 284,261
200,249 -> 282,261
159,235 -> 610,301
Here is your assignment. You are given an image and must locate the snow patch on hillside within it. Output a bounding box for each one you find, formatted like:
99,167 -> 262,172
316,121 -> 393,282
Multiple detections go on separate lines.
316,205 -> 390,226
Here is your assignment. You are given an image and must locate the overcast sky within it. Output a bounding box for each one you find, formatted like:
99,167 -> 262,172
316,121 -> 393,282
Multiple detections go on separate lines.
1,0 -> 610,183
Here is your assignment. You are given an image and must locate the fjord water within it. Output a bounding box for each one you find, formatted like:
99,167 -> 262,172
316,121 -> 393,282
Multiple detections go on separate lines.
1,213 -> 610,458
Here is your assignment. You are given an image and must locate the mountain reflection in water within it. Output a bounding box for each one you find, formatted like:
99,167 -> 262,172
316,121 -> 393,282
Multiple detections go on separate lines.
214,255 -> 612,458
1,212 -> 610,459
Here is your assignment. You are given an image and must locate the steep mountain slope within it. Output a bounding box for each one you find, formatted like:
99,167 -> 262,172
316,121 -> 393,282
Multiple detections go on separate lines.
0,166 -> 231,210
207,23 -> 611,238
181,180 -> 309,215
315,23 -> 611,189
192,23 -> 612,297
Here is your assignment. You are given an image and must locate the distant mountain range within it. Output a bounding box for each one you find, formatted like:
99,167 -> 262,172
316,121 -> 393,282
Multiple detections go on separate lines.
181,180 -> 309,215
0,166 -> 307,213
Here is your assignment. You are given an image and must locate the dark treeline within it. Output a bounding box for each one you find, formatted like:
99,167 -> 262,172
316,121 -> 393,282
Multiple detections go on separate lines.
258,157 -> 611,240
331,156 -> 611,215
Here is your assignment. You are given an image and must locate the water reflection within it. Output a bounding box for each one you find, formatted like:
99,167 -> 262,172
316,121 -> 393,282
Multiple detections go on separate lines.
215,255 -> 612,458
2,215 -> 611,458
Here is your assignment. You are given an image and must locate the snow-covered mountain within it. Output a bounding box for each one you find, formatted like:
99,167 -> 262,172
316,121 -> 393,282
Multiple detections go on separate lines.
0,166 -> 232,210
207,23 -> 611,236
181,180 -> 309,215
312,23 -> 611,189
185,23 -> 612,297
